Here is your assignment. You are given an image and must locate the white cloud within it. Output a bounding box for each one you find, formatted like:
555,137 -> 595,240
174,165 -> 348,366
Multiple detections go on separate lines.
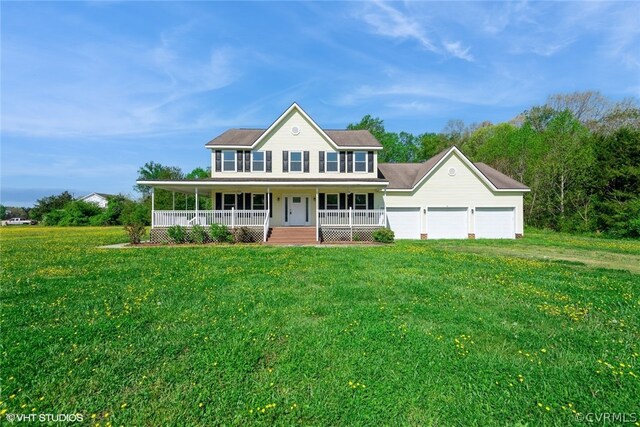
356,1 -> 474,62
443,41 -> 474,62
1,20 -> 247,138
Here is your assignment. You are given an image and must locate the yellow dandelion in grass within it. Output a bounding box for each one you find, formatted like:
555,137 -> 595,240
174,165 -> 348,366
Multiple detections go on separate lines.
545,406 -> 551,411
0,409 -> 7,416
537,403 -> 543,408
9,395 -> 15,399
199,403 -> 204,408
120,403 -> 128,409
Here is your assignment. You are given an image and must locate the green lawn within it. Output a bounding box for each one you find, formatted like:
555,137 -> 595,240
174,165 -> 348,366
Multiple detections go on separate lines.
1,227 -> 638,426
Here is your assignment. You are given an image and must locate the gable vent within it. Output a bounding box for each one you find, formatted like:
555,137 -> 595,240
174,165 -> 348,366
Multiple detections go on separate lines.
291,126 -> 300,136
448,167 -> 456,176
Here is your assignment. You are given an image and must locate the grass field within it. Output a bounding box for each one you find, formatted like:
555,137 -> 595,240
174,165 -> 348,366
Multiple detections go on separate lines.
1,227 -> 639,426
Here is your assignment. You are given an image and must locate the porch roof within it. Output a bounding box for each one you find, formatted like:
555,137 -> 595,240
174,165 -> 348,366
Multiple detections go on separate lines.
138,177 -> 388,193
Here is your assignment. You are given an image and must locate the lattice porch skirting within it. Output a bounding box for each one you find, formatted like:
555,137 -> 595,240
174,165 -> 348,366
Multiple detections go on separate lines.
150,227 -> 263,244
319,227 -> 382,242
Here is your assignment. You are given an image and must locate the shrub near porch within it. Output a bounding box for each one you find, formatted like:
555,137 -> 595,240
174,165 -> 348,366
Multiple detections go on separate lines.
1,227 -> 638,425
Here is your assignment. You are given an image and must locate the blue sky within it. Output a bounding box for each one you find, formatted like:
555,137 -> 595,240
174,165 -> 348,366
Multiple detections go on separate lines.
2,1 -> 639,206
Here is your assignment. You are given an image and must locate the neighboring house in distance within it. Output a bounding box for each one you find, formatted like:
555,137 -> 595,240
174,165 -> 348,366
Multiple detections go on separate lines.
78,193 -> 113,209
137,103 -> 529,243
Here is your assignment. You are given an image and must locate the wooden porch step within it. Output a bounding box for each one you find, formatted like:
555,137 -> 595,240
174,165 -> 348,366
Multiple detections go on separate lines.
266,227 -> 318,243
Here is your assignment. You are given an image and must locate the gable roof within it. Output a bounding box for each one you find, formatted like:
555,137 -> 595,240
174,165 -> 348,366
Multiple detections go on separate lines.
79,192 -> 115,200
378,146 -> 529,192
205,103 -> 383,149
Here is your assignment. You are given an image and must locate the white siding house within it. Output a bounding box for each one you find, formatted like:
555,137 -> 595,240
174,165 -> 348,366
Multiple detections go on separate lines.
137,103 -> 529,243
79,193 -> 113,209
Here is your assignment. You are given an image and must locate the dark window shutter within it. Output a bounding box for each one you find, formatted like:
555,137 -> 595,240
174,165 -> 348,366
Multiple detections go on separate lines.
319,193 -> 325,210
347,151 -> 353,173
339,193 -> 346,209
303,151 -> 309,173
319,151 -> 325,173
284,197 -> 288,222
340,152 -> 346,173
245,193 -> 251,209
237,193 -> 244,210
269,193 -> 273,218
244,151 -> 251,172
215,151 -> 221,172
215,192 -> 222,210
283,151 -> 289,172
368,151 -> 374,173
236,151 -> 243,172
367,193 -> 374,210
266,151 -> 272,172
347,193 -> 354,209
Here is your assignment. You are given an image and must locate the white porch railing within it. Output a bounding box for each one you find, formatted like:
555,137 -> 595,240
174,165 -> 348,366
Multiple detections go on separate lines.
153,209 -> 268,228
318,209 -> 386,227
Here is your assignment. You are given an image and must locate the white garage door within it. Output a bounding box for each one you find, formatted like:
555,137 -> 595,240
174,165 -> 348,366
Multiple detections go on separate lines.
386,208 -> 421,239
427,208 -> 468,239
475,207 -> 515,239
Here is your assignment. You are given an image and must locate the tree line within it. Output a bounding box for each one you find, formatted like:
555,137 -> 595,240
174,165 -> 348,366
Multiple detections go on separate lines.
348,91 -> 640,237
5,91 -> 637,237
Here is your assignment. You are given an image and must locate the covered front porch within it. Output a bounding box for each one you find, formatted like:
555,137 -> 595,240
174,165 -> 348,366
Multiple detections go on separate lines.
144,181 -> 388,243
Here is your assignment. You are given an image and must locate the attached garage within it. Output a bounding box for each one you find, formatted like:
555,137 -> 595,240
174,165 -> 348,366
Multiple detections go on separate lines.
475,207 -> 515,239
427,207 -> 468,239
386,207 -> 421,239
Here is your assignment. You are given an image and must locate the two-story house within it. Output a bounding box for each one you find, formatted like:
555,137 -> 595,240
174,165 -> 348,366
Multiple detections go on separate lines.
138,103 -> 529,243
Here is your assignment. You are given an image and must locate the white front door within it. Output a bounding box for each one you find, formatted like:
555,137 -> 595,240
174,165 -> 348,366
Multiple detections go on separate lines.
286,195 -> 307,226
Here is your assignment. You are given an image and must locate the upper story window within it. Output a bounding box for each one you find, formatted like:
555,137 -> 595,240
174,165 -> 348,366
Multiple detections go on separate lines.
222,150 -> 236,172
354,151 -> 367,172
252,151 -> 265,172
290,151 -> 303,172
355,194 -> 367,210
326,152 -> 338,172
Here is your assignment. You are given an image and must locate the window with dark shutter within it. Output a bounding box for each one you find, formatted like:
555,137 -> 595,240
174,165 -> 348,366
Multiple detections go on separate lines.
237,193 -> 244,210
319,151 -> 325,173
269,193 -> 273,217
244,193 -> 251,209
319,193 -> 325,209
266,151 -> 272,172
347,151 -> 353,172
368,151 -> 374,173
367,193 -> 374,209
283,151 -> 289,172
347,193 -> 354,209
244,151 -> 251,172
303,151 -> 309,173
340,152 -> 346,173
339,193 -> 346,209
215,192 -> 222,210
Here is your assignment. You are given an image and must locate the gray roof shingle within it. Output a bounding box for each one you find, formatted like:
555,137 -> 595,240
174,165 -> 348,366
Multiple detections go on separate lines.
205,129 -> 382,148
377,147 -> 529,191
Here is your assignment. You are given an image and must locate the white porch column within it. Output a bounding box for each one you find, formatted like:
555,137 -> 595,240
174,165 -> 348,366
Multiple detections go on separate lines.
231,207 -> 235,228
151,187 -> 155,228
383,188 -> 388,228
195,188 -> 199,225
315,187 -> 319,242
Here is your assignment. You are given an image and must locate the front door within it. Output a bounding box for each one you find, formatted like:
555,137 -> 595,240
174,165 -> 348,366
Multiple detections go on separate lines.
286,195 -> 307,226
